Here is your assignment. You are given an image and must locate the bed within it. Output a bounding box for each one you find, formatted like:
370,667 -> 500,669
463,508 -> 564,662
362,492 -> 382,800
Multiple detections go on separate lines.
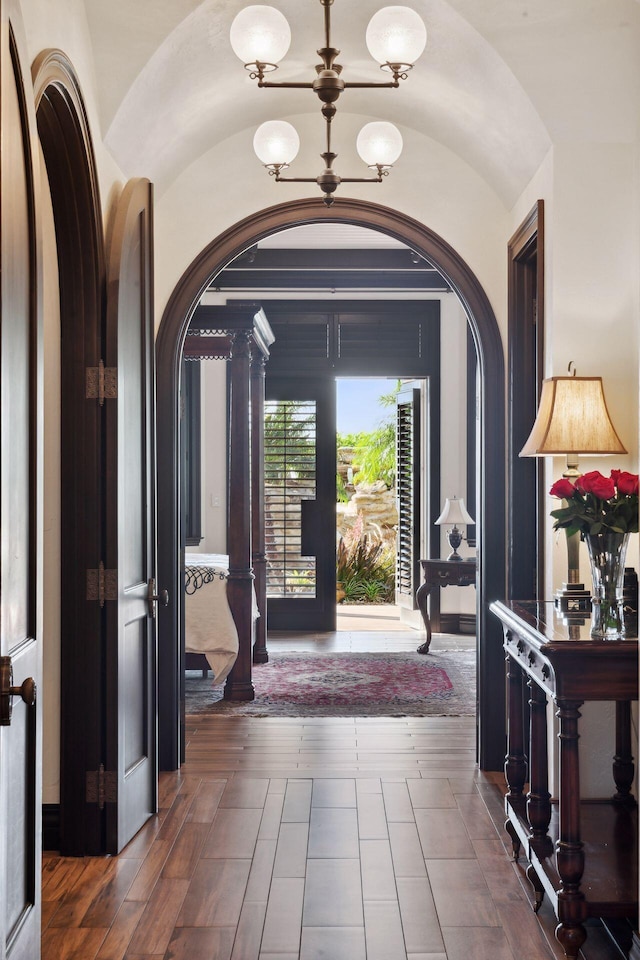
184,553 -> 259,683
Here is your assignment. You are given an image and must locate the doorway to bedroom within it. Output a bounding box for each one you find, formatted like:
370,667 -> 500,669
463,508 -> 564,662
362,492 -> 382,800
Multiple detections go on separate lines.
261,299 -> 442,637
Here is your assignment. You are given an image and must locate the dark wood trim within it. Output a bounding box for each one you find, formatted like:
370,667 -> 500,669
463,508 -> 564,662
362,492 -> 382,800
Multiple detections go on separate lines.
440,612 -> 477,635
182,361 -> 202,546
33,50 -> 106,855
214,247 -> 451,291
507,200 -> 545,603
466,330 -> 477,547
251,353 -> 268,663
156,198 -> 505,772
42,804 -> 61,852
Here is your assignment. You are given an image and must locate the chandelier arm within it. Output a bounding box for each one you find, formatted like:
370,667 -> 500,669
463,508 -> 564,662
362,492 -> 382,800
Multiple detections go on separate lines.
271,174 -> 383,184
343,81 -> 400,89
257,81 -> 315,89
338,176 -> 384,183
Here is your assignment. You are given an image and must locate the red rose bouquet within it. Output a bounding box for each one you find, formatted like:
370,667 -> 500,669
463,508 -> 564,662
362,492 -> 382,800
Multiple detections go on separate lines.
549,469 -> 639,537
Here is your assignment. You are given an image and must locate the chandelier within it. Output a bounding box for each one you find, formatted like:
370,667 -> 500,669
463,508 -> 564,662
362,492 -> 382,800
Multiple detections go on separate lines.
230,1 -> 427,206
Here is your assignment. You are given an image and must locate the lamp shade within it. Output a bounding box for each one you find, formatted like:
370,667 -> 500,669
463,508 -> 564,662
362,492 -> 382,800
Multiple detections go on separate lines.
230,5 -> 291,65
356,121 -> 403,167
366,6 -> 427,65
435,497 -> 474,526
519,376 -> 627,456
253,120 -> 300,166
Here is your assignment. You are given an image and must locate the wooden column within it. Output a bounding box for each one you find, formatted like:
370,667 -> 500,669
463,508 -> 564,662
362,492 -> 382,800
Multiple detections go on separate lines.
251,351 -> 268,663
224,329 -> 255,701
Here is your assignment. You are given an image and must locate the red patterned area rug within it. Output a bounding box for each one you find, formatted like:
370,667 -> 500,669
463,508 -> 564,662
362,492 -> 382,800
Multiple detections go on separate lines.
185,650 -> 475,717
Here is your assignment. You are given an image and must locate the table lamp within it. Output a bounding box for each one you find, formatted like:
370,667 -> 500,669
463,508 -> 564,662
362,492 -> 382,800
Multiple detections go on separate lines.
435,496 -> 474,560
519,372 -> 626,612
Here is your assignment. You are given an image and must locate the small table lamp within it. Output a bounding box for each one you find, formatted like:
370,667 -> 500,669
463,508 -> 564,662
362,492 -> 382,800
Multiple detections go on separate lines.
436,496 -> 475,560
519,373 -> 627,611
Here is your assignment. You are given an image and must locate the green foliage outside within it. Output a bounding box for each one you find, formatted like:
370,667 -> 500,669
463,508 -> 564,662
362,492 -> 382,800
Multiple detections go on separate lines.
335,381 -> 402,602
337,379 -> 401,490
336,531 -> 395,603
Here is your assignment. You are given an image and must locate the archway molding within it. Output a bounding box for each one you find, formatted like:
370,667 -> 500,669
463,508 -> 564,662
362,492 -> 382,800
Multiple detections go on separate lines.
33,49 -> 106,853
156,197 -> 506,771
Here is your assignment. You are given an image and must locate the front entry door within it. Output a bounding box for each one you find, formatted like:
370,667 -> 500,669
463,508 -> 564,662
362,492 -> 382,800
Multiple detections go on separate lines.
0,3 -> 42,956
104,179 -> 158,853
265,378 -> 336,631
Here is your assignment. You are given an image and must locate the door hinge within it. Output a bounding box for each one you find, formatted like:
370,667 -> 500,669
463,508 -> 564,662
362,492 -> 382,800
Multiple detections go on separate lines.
86,561 -> 117,606
86,764 -> 117,809
86,360 -> 117,405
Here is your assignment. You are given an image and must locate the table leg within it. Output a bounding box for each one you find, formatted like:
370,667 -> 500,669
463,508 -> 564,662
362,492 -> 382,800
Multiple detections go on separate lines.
416,581 -> 432,654
527,679 -> 552,848
504,654 -> 526,800
555,698 -> 586,959
613,700 -> 635,803
504,651 -> 526,861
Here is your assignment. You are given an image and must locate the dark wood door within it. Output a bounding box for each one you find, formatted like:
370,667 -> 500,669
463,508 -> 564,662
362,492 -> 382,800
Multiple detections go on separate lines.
104,179 -> 158,853
0,2 -> 42,956
265,378 -> 336,631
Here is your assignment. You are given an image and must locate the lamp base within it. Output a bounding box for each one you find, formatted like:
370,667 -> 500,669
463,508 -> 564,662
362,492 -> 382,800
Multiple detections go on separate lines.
555,582 -> 591,614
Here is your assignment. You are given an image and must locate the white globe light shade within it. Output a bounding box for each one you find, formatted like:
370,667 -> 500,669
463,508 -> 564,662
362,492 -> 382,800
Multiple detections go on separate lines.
253,120 -> 300,166
230,6 -> 291,65
356,122 -> 403,167
366,6 -> 427,65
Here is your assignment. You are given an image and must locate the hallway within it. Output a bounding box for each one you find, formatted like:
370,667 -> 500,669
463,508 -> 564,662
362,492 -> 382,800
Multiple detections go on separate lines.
41,709 -> 561,960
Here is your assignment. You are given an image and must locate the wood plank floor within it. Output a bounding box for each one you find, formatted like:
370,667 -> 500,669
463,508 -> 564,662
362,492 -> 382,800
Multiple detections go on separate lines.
41,710 -> 563,960
42,626 -> 625,959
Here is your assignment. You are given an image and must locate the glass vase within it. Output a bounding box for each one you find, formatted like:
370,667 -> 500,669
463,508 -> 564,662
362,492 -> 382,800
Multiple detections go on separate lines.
585,530 -> 630,639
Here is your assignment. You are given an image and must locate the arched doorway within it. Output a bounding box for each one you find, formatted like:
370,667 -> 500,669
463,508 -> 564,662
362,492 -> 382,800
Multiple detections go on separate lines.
156,197 -> 505,772
33,50 -> 106,854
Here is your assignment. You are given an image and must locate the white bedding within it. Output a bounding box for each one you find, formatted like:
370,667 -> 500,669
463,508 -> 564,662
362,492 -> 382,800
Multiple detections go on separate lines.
184,553 -> 258,685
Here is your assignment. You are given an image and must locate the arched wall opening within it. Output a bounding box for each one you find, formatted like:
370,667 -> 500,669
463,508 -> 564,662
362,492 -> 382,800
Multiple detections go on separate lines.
33,50 -> 106,854
156,197 -> 506,772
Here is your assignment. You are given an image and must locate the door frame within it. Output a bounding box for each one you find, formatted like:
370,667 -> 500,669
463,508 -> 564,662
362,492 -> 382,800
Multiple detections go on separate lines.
156,197 -> 506,772
33,51 -> 106,855
507,200 -> 545,602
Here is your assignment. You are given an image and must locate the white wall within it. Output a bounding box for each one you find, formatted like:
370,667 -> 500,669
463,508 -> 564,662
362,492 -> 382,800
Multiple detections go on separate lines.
438,294 -> 476,616
189,359 -> 228,554
507,143 -> 640,799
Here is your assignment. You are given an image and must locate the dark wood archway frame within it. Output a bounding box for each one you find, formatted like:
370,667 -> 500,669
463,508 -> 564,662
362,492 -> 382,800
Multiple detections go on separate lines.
33,50 -> 106,854
157,197 -> 506,772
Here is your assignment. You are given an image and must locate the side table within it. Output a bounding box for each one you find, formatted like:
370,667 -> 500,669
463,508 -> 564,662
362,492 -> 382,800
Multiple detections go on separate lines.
415,557 -> 476,653
491,600 -> 638,959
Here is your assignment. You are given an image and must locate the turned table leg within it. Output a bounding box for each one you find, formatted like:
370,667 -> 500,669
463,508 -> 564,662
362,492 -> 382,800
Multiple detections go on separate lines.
613,700 -> 635,803
527,679 -> 552,848
504,649 -> 526,860
555,698 -> 586,959
416,580 -> 433,654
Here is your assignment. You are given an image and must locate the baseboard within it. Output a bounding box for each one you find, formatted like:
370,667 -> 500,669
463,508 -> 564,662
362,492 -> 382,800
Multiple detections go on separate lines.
42,803 -> 61,851
440,612 -> 476,635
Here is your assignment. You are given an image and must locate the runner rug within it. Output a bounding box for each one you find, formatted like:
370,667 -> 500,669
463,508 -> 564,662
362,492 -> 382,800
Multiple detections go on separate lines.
185,650 -> 475,717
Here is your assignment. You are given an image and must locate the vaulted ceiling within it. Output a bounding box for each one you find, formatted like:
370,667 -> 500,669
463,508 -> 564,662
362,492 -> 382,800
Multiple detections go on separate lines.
84,0 -> 640,207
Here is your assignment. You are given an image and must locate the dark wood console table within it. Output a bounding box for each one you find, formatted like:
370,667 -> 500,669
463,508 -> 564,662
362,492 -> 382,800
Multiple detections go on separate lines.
491,600 -> 638,959
416,557 -> 476,653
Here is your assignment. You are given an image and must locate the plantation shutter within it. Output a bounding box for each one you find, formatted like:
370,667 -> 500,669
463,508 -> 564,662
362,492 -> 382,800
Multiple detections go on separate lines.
263,377 -> 336,631
396,385 -> 422,609
264,399 -> 317,599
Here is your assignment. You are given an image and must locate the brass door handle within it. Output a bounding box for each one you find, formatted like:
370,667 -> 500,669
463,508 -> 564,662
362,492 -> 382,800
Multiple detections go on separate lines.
147,578 -> 169,618
0,656 -> 36,726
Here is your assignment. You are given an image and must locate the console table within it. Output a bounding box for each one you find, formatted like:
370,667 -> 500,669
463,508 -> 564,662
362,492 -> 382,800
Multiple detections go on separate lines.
416,557 -> 476,653
491,600 -> 638,959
